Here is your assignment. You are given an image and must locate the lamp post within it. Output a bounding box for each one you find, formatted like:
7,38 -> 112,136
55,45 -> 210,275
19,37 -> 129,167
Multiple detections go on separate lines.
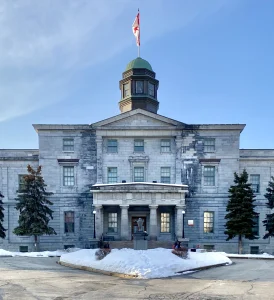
93,210 -> 96,239
182,210 -> 185,239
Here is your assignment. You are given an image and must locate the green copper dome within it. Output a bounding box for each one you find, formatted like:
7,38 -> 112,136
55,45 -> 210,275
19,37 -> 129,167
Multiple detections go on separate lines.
125,57 -> 153,71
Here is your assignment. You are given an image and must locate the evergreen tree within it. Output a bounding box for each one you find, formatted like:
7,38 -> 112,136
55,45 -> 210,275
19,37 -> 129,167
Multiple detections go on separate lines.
0,191 -> 6,239
224,169 -> 258,254
14,165 -> 56,250
263,176 -> 274,239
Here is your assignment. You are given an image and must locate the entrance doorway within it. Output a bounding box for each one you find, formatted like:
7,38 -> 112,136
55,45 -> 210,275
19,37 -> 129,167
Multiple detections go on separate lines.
131,216 -> 147,234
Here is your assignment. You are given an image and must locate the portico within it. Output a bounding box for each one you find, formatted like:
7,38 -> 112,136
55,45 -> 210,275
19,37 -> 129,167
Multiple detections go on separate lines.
91,182 -> 188,241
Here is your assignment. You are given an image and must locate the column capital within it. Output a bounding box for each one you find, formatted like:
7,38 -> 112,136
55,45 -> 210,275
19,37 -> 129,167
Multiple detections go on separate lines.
120,205 -> 129,209
149,205 -> 158,209
94,205 -> 102,210
176,205 -> 186,210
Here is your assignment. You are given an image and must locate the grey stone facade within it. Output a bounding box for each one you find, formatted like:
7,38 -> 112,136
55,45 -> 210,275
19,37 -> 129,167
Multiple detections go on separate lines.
1,59 -> 274,254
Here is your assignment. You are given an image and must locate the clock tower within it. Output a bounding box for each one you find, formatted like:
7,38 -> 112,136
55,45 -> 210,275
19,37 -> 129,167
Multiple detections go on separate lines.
119,57 -> 159,114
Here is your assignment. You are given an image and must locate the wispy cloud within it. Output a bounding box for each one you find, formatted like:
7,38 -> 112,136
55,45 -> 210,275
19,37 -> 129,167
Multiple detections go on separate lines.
0,0 -> 228,122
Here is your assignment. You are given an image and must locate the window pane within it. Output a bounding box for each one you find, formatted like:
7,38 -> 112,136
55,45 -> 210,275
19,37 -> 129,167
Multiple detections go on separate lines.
204,139 -> 215,152
134,139 -> 144,152
148,82 -> 155,96
18,174 -> 27,191
161,139 -> 171,153
161,213 -> 170,232
63,166 -> 75,186
136,81 -> 144,94
123,82 -> 130,97
204,212 -> 214,233
252,215 -> 259,236
63,139 -> 74,151
108,167 -> 117,183
250,174 -> 260,193
107,139 -> 118,153
204,166 -> 215,186
161,167 -> 171,183
64,211 -> 75,233
134,167 -> 144,182
108,213 -> 118,233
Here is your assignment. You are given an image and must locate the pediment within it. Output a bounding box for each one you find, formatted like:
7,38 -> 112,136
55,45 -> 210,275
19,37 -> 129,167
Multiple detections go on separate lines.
92,109 -> 185,128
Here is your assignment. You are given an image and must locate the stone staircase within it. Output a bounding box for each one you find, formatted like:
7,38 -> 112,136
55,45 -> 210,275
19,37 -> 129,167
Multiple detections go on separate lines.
109,240 -> 173,249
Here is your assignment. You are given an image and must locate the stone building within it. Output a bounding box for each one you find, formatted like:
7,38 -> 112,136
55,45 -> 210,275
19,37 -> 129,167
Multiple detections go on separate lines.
1,57 -> 274,253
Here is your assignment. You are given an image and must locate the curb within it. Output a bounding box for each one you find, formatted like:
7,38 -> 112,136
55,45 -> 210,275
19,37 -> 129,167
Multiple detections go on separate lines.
176,262 -> 229,274
58,261 -> 138,279
227,256 -> 274,260
0,255 -> 13,258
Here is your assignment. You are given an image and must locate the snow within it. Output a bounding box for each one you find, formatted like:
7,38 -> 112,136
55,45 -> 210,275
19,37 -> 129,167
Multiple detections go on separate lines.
221,252 -> 274,259
60,248 -> 232,279
0,248 -> 79,257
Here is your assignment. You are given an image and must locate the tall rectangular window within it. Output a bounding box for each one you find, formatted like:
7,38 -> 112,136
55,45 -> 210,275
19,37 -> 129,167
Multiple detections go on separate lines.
134,139 -> 144,152
123,82 -> 130,97
204,212 -> 214,233
108,213 -> 118,233
135,81 -> 144,94
250,174 -> 260,193
204,139 -> 215,152
161,167 -> 171,184
252,215 -> 259,236
63,166 -> 75,186
18,174 -> 27,191
204,166 -> 215,186
161,213 -> 170,233
134,167 -> 144,182
63,138 -> 74,151
64,211 -> 75,233
148,82 -> 155,97
161,139 -> 171,153
107,139 -> 118,153
107,167 -> 118,183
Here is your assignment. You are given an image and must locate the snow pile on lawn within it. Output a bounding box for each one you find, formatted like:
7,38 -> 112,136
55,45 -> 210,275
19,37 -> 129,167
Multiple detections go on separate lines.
60,248 -> 231,279
0,248 -> 80,257
222,252 -> 274,259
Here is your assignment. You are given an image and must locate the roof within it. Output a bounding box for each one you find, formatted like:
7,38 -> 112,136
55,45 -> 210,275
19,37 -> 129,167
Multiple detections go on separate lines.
125,57 -> 153,71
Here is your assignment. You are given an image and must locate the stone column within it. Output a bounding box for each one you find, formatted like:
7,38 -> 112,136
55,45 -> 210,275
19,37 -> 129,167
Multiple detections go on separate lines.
96,136 -> 103,184
175,135 -> 183,184
94,205 -> 103,239
120,205 -> 129,240
175,205 -> 185,240
149,205 -> 158,240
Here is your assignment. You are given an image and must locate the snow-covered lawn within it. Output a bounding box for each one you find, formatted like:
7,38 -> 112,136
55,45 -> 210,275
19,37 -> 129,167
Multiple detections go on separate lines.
60,248 -> 231,279
223,252 -> 274,259
0,248 -> 74,257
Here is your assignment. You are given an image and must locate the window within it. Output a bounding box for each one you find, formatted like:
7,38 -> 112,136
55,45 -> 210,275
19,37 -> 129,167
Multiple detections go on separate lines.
108,213 -> 118,233
18,174 -> 27,191
204,212 -> 214,233
136,81 -> 144,94
134,139 -> 144,152
161,213 -> 170,233
63,166 -> 75,186
161,139 -> 171,153
161,167 -> 171,184
134,167 -> 144,182
203,166 -> 215,186
250,246 -> 259,254
204,139 -> 215,152
63,138 -> 74,151
252,215 -> 259,236
123,82 -> 130,97
64,211 -> 75,233
108,167 -> 117,183
107,139 -> 118,153
250,174 -> 260,193
148,82 -> 155,96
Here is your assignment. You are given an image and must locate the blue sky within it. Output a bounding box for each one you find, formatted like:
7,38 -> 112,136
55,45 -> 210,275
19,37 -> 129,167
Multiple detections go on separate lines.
0,0 -> 273,149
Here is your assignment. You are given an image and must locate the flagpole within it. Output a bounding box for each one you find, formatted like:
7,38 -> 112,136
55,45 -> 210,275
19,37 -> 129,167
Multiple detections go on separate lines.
138,9 -> 140,57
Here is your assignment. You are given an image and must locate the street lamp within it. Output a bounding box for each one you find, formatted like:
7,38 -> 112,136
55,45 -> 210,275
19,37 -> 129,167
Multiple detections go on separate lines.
182,210 -> 185,239
93,210 -> 96,239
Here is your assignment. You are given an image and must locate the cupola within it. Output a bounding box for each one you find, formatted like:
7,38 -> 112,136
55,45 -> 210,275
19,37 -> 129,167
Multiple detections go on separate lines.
119,57 -> 159,114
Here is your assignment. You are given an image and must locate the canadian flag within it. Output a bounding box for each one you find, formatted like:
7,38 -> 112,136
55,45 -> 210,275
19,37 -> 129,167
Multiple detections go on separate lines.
132,11 -> 140,46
